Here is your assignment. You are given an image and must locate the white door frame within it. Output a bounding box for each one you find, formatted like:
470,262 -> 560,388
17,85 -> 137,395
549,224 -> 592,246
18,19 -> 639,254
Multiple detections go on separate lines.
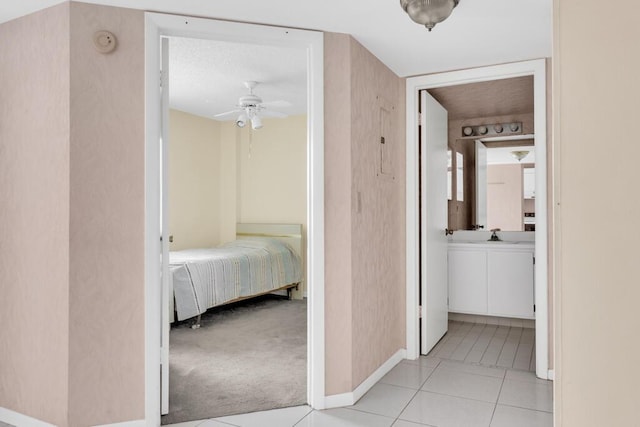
144,13 -> 325,426
405,59 -> 550,379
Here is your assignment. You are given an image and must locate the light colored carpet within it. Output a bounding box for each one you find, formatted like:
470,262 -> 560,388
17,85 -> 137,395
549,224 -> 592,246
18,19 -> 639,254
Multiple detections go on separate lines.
161,295 -> 307,425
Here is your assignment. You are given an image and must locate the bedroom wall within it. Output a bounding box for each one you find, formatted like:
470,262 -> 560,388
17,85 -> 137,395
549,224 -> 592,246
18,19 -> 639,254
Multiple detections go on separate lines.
235,115 -> 308,298
324,32 -> 406,395
236,115 -> 307,231
169,109 -> 223,251
67,3 -> 145,426
554,0 -> 640,425
0,4 -> 71,426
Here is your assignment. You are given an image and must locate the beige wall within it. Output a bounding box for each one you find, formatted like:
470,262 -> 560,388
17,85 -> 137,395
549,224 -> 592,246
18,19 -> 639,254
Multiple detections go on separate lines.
0,3 -> 145,426
554,0 -> 640,425
168,111 -> 306,253
235,115 -> 308,297
487,164 -> 524,231
349,38 -> 406,388
68,3 -> 145,426
0,4 -> 71,426
324,32 -> 354,395
236,116 -> 307,231
324,33 -> 406,394
169,109 -> 223,251
219,122 -> 239,243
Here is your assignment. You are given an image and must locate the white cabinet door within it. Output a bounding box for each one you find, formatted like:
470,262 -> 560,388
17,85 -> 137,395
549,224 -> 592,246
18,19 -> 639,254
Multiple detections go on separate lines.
448,249 -> 487,315
487,250 -> 534,318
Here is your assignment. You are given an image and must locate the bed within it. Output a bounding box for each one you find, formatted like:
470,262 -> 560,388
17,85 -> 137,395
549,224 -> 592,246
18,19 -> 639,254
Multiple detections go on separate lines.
169,223 -> 303,325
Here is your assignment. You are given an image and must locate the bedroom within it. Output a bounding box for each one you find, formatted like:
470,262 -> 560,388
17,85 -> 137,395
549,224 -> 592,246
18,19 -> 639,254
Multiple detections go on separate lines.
162,36 -> 309,424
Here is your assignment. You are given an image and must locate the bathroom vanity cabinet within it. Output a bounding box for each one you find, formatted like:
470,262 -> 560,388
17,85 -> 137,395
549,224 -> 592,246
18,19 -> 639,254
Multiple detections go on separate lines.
448,242 -> 535,319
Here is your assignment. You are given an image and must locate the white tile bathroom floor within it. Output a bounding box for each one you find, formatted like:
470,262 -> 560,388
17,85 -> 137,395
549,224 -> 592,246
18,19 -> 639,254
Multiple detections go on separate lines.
166,355 -> 553,427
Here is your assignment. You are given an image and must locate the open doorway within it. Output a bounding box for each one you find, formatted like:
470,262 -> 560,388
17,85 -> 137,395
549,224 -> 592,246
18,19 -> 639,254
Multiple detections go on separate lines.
144,14 -> 325,427
405,60 -> 551,380
159,35 -> 309,424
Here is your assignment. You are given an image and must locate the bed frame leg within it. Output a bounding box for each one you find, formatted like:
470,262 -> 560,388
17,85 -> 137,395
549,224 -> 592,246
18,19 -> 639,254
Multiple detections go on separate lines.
191,314 -> 201,329
287,288 -> 293,300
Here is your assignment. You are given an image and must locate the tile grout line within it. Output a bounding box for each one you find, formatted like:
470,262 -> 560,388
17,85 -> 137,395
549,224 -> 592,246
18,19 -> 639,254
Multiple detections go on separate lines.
477,322 -> 501,365
392,358 -> 441,425
462,323 -> 487,361
487,368 -> 508,427
292,407 -> 314,426
498,326 -> 523,369
485,325 -> 510,367
449,322 -> 483,361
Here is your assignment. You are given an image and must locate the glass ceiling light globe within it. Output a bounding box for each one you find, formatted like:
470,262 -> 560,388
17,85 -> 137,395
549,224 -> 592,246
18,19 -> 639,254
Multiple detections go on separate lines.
400,0 -> 459,31
511,150 -> 530,162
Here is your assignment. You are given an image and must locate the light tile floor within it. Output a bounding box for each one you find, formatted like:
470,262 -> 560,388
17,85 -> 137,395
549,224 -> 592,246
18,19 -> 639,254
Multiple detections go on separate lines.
166,355 -> 553,427
430,321 -> 536,371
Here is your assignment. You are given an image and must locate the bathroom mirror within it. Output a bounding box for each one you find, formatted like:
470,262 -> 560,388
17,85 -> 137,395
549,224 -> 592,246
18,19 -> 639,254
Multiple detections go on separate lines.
448,139 -> 535,232
475,141 -> 535,231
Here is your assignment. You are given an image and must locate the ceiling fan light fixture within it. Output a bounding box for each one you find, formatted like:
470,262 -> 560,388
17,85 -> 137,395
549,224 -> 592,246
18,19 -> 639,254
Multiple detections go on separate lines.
236,113 -> 247,128
251,115 -> 263,130
400,0 -> 459,31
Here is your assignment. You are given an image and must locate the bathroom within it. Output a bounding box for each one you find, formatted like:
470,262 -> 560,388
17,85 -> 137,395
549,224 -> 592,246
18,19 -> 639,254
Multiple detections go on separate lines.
426,75 -> 542,371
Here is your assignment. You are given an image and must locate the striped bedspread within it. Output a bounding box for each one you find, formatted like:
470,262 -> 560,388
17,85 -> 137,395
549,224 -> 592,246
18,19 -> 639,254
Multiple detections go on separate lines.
170,238 -> 301,321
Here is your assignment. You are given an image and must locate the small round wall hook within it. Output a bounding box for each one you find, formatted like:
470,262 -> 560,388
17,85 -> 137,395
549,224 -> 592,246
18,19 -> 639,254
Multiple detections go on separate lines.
93,30 -> 117,54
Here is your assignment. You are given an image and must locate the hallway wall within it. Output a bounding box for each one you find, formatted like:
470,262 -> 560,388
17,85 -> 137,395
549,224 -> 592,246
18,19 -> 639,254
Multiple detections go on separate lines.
554,0 -> 640,425
324,33 -> 406,395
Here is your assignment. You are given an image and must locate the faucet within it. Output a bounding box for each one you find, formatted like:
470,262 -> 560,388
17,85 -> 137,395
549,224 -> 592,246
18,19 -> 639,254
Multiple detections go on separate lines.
489,228 -> 502,241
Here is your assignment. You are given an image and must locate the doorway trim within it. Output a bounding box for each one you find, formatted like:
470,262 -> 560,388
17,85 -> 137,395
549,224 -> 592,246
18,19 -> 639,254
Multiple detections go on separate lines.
144,13 -> 325,425
405,59 -> 550,379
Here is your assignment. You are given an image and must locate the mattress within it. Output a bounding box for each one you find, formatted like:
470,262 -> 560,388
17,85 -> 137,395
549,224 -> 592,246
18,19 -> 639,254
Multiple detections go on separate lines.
170,238 -> 301,321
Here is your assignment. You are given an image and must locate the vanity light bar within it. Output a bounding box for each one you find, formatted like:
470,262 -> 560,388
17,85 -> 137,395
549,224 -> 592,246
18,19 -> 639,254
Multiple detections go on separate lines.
461,122 -> 523,138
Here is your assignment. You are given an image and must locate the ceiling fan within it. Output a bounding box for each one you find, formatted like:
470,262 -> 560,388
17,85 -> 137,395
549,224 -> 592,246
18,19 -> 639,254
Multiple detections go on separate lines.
214,81 -> 288,129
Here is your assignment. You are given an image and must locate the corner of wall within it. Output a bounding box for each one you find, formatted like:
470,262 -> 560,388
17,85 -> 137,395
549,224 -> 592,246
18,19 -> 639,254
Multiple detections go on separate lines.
323,31 -> 354,395
67,3 -> 145,426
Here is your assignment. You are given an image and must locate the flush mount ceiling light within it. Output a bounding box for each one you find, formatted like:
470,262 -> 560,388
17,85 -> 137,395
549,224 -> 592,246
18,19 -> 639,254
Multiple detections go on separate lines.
400,0 -> 460,32
511,150 -> 530,162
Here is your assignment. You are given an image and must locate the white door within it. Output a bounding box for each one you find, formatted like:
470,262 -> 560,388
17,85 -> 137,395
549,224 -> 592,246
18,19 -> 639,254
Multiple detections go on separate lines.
420,90 -> 449,355
160,37 -> 171,415
475,141 -> 488,229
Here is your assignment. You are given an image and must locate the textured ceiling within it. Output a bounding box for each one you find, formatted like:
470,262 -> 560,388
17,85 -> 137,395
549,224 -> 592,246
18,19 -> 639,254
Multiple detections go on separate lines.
1,0 -> 552,77
428,76 -> 534,120
168,37 -> 307,119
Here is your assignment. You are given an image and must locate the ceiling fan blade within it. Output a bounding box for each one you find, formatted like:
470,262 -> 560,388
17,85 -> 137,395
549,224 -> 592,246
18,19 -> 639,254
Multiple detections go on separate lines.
261,100 -> 292,109
259,110 -> 288,119
213,109 -> 241,120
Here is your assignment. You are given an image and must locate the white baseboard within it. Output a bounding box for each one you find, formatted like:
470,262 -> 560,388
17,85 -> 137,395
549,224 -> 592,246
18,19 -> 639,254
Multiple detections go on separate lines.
324,348 -> 406,409
0,407 -> 56,427
94,420 -> 146,427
